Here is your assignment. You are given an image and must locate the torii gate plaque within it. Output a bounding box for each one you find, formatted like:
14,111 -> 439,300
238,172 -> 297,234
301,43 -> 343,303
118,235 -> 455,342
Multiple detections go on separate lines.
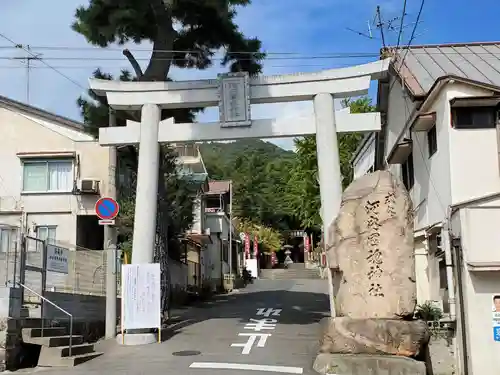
89,58 -> 390,342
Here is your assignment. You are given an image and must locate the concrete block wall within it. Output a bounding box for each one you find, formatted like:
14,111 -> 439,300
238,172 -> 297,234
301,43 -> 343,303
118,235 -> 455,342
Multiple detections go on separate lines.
429,329 -> 456,375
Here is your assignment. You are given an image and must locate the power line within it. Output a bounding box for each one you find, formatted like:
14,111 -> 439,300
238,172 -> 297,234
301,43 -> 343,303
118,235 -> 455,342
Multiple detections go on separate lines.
388,0 -> 426,93
0,62 -> 363,70
0,54 -> 381,62
0,32 -> 88,92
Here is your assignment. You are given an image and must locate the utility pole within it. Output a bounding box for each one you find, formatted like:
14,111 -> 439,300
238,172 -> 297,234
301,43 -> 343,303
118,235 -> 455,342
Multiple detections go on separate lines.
105,109 -> 118,339
13,45 -> 42,104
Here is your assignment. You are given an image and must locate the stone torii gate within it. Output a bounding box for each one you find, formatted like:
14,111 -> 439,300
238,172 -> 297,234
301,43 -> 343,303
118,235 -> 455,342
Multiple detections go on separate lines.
89,59 -> 389,341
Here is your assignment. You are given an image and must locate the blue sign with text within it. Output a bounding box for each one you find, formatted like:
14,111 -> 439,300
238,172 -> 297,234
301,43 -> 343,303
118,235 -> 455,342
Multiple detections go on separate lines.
493,326 -> 500,342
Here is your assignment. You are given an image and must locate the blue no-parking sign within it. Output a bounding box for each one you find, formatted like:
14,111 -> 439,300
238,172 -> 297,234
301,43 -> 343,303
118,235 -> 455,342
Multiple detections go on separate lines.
95,197 -> 120,221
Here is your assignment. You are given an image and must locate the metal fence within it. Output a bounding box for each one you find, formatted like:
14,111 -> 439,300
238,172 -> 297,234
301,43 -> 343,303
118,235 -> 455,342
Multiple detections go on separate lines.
0,224 -> 21,286
0,233 -> 111,298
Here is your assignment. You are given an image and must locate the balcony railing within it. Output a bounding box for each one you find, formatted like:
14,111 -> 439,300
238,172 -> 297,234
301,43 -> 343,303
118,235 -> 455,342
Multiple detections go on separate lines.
175,144 -> 199,158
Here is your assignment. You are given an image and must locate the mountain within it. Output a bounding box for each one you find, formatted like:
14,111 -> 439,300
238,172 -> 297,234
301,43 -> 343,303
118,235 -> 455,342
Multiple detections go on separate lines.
199,140 -> 299,231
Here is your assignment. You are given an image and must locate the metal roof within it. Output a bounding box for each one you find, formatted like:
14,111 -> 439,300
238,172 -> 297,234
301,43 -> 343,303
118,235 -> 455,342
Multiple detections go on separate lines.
390,42 -> 500,96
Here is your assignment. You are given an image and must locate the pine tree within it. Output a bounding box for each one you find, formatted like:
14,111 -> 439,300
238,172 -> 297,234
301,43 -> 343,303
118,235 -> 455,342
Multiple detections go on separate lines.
72,0 -> 265,319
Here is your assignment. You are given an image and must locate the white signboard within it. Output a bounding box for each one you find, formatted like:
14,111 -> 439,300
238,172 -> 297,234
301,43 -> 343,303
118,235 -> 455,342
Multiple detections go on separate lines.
245,258 -> 258,278
122,263 -> 161,330
46,244 -> 69,274
218,72 -> 251,127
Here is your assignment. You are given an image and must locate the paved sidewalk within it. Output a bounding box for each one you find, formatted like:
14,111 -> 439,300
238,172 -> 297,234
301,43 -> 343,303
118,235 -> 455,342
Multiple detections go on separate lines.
18,280 -> 329,375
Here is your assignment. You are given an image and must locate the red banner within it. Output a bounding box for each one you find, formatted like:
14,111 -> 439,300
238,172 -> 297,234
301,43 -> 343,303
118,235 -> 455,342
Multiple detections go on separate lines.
304,235 -> 310,253
244,233 -> 250,259
253,235 -> 259,257
271,252 -> 277,265
321,252 -> 327,267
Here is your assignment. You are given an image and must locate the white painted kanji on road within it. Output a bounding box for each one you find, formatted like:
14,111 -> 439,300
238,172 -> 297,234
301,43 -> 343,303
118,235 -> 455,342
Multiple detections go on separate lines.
231,333 -> 272,355
230,308 -> 283,354
256,307 -> 282,317
243,318 -> 277,331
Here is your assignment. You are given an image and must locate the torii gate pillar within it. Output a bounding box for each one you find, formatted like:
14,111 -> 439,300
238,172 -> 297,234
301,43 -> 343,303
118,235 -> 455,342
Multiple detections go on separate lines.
131,104 -> 161,264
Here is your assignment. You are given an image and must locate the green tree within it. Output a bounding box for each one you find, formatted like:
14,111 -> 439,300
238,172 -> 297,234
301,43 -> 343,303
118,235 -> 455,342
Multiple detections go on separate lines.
285,96 -> 376,229
200,140 -> 300,231
72,0 -> 264,81
72,0 -> 265,318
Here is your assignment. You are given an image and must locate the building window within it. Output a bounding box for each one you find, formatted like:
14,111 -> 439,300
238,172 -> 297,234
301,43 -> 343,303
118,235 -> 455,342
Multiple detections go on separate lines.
0,227 -> 17,253
36,226 -> 57,244
427,125 -> 437,157
23,160 -> 73,193
452,107 -> 496,129
401,152 -> 414,191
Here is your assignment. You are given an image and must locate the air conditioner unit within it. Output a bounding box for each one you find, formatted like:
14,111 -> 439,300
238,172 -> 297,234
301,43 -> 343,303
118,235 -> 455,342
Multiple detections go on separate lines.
78,179 -> 100,194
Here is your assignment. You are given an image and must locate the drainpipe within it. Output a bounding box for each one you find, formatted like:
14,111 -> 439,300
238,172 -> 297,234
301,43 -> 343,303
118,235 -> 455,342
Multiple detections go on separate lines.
441,221 -> 456,321
446,206 -> 470,375
496,108 -> 500,177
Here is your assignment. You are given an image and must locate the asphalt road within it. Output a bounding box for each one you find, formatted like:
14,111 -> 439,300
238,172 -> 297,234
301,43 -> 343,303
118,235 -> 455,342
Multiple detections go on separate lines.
24,279 -> 330,375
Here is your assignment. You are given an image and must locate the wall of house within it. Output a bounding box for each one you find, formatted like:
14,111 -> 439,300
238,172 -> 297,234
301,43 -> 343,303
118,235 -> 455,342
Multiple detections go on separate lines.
203,212 -> 234,289
445,82 -> 500,204
410,89 -> 452,231
0,107 -> 110,246
453,201 -> 500,375
190,196 -> 206,234
384,76 -> 418,164
352,134 -> 375,180
414,237 -> 430,305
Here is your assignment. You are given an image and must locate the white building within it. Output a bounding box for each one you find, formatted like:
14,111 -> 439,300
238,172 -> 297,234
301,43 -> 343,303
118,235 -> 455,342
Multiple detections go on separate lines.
203,180 -> 239,291
176,143 -> 211,289
352,42 -> 500,375
0,95 -> 110,251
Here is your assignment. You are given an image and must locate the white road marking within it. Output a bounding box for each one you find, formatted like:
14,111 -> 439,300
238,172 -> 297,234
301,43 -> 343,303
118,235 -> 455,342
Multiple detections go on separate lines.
189,362 -> 303,374
257,308 -> 282,317
244,318 -> 277,331
231,333 -> 271,354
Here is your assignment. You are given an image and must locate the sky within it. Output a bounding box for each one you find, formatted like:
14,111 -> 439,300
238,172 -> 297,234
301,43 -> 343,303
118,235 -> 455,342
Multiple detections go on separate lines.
0,0 -> 499,150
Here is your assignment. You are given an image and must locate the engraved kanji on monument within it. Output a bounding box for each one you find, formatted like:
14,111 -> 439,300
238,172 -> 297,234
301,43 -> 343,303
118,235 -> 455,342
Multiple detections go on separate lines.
327,170 -> 416,319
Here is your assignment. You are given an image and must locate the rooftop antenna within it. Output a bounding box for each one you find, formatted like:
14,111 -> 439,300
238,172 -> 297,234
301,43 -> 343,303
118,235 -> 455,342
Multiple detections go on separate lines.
375,5 -> 387,48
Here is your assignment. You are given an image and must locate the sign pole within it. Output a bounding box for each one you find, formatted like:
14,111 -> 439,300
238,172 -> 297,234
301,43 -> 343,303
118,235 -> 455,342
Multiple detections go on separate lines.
95,183 -> 121,339
121,269 -> 125,345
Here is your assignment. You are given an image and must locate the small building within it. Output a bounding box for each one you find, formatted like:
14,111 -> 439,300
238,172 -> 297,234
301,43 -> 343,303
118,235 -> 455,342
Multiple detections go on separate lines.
352,42 -> 500,375
0,95 -> 109,252
176,143 -> 211,290
203,180 -> 239,291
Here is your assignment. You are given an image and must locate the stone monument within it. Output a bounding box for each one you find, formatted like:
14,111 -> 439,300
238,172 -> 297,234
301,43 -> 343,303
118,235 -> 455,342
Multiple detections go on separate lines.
313,171 -> 431,375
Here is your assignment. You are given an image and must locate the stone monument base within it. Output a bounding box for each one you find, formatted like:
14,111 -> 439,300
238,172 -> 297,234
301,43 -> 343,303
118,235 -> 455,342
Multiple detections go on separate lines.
319,317 -> 430,356
313,353 -> 426,375
116,332 -> 158,346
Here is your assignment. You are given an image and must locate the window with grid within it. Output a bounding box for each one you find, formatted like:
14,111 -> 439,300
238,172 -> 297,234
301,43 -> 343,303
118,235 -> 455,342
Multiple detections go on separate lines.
452,106 -> 497,129
0,227 -> 17,253
22,159 -> 73,192
401,152 -> 415,191
427,124 -> 437,157
36,226 -> 57,244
